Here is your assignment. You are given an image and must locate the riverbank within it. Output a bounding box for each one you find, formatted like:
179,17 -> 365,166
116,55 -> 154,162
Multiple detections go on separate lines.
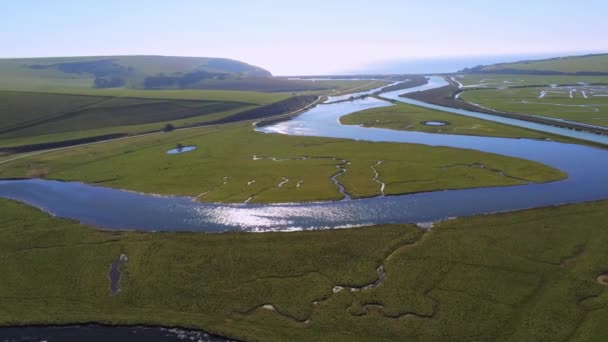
401,78 -> 608,137
339,101 -> 565,140
2,198 -> 608,341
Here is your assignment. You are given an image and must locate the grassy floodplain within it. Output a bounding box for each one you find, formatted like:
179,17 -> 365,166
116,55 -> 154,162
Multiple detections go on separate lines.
2,198 -> 608,341
0,124 -> 565,203
454,74 -> 608,88
340,101 -> 565,139
461,86 -> 608,127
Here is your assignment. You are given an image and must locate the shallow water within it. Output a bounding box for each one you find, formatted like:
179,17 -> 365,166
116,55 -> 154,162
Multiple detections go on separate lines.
0,325 -> 233,342
422,121 -> 447,126
166,146 -> 197,154
382,76 -> 608,145
1,79 -> 608,232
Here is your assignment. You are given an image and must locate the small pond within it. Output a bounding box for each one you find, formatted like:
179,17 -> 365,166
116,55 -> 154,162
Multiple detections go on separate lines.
166,146 -> 197,154
422,121 -> 448,126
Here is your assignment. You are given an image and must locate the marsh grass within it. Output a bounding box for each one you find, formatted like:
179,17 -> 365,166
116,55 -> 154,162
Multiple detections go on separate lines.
1,199 -> 607,341
0,124 -> 565,203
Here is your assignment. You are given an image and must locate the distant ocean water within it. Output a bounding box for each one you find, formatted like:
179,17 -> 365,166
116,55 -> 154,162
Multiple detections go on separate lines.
341,52 -> 602,74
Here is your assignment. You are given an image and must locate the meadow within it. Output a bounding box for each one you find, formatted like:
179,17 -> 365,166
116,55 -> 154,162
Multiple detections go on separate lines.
461,86 -> 608,127
454,74 -> 608,88
340,101 -> 565,140
1,197 -> 607,341
0,124 -> 565,203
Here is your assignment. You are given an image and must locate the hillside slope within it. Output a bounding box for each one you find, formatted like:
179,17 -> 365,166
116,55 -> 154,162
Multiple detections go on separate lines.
0,55 -> 321,91
461,53 -> 608,75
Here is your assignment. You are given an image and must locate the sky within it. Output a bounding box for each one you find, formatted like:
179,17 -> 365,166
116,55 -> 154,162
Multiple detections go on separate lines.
2,0 -> 607,75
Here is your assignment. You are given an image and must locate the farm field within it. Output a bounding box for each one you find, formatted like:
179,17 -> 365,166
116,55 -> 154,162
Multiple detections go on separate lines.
0,91 -> 251,138
0,124 -> 565,203
0,89 -> 324,150
1,197 -> 607,341
461,85 -> 608,127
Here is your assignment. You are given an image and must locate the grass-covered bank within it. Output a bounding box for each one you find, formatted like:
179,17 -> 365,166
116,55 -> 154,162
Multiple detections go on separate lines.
340,101 -> 560,139
0,124 -> 565,203
2,198 -> 608,341
461,86 -> 608,128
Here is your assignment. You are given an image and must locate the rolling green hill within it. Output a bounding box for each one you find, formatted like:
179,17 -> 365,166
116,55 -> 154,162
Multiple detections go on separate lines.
461,53 -> 608,75
0,55 -> 333,92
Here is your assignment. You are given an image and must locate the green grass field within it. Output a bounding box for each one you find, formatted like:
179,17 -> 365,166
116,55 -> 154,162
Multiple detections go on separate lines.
340,101 -> 564,139
0,124 -> 565,203
461,86 -> 608,127
454,74 -> 608,88
474,54 -> 608,74
1,198 -> 607,341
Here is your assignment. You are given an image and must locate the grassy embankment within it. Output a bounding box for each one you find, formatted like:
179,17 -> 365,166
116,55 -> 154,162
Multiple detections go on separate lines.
340,101 -> 564,139
1,198 -> 608,341
0,124 -> 565,203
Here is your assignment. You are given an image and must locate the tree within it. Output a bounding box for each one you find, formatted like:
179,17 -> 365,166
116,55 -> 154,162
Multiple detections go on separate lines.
163,123 -> 175,132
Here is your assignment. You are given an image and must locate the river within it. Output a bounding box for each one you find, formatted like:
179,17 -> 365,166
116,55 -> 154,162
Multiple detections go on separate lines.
2,77 -> 608,341
1,78 -> 607,232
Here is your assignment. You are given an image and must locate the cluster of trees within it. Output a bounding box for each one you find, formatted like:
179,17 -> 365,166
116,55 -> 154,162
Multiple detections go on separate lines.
29,59 -> 132,88
93,76 -> 126,88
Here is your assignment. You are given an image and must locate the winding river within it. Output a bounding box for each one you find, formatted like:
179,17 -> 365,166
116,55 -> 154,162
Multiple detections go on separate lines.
0,78 -> 607,232
2,77 -> 608,341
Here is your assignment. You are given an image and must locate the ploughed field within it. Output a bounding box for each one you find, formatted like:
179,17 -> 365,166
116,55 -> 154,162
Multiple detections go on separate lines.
0,91 -> 250,138
2,198 -> 608,341
0,90 -> 323,150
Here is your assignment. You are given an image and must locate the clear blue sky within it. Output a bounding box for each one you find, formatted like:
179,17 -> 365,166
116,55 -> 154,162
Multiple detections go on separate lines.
2,0 -> 607,74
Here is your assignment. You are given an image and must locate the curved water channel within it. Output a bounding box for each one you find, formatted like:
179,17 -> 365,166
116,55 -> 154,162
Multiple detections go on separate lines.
0,77 -> 607,232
